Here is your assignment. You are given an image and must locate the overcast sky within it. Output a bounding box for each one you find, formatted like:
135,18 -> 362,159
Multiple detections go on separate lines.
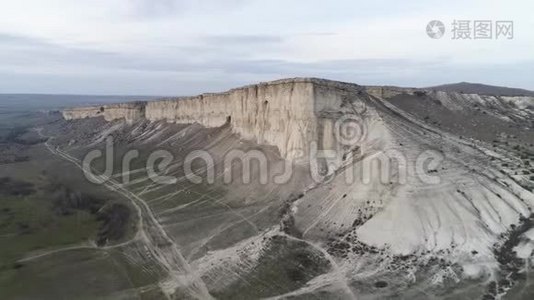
0,0 -> 533,95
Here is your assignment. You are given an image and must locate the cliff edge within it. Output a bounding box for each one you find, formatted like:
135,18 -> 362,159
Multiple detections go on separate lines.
62,78 -> 369,161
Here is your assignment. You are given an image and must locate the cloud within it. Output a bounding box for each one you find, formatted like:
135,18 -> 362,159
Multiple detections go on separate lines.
126,0 -> 247,18
0,34 -> 37,44
127,0 -> 181,18
202,34 -> 283,45
0,0 -> 533,93
3,32 -> 532,95
0,33 -> 420,75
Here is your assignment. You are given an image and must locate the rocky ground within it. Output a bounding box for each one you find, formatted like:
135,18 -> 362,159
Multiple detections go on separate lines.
26,81 -> 533,299
2,80 -> 533,299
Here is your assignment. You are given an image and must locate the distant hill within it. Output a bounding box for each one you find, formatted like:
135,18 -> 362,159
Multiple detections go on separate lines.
426,82 -> 534,97
0,94 -> 159,113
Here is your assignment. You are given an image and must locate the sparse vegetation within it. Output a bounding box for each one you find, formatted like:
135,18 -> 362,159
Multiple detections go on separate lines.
0,177 -> 35,196
48,183 -> 131,246
213,236 -> 330,299
375,281 -> 388,288
490,215 -> 534,297
95,203 -> 130,246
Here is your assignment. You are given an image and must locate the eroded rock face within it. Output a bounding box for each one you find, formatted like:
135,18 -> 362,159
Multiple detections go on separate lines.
60,78 -> 534,165
62,78 -> 368,162
54,78 -> 534,298
146,79 -> 319,161
62,105 -> 103,120
63,102 -> 146,123
365,86 -> 417,99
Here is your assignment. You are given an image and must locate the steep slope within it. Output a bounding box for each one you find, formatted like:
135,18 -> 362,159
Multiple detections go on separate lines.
385,90 -> 534,142
296,90 -> 534,253
428,82 -> 534,97
51,78 -> 534,299
62,78 -> 367,162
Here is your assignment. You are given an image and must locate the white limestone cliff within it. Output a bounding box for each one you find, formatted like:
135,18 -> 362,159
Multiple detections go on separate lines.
59,78 -> 534,271
63,102 -> 146,123
62,78 -> 367,162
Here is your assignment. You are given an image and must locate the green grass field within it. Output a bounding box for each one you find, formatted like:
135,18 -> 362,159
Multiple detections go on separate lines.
0,116 -> 159,299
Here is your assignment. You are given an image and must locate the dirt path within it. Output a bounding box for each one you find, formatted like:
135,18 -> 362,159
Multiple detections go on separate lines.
37,128 -> 213,299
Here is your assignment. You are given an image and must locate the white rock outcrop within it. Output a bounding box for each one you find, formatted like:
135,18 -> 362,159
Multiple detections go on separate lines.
63,102 -> 146,123
63,78 -> 367,162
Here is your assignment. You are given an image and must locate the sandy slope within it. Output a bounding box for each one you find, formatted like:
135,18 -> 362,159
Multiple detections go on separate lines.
46,80 -> 534,299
